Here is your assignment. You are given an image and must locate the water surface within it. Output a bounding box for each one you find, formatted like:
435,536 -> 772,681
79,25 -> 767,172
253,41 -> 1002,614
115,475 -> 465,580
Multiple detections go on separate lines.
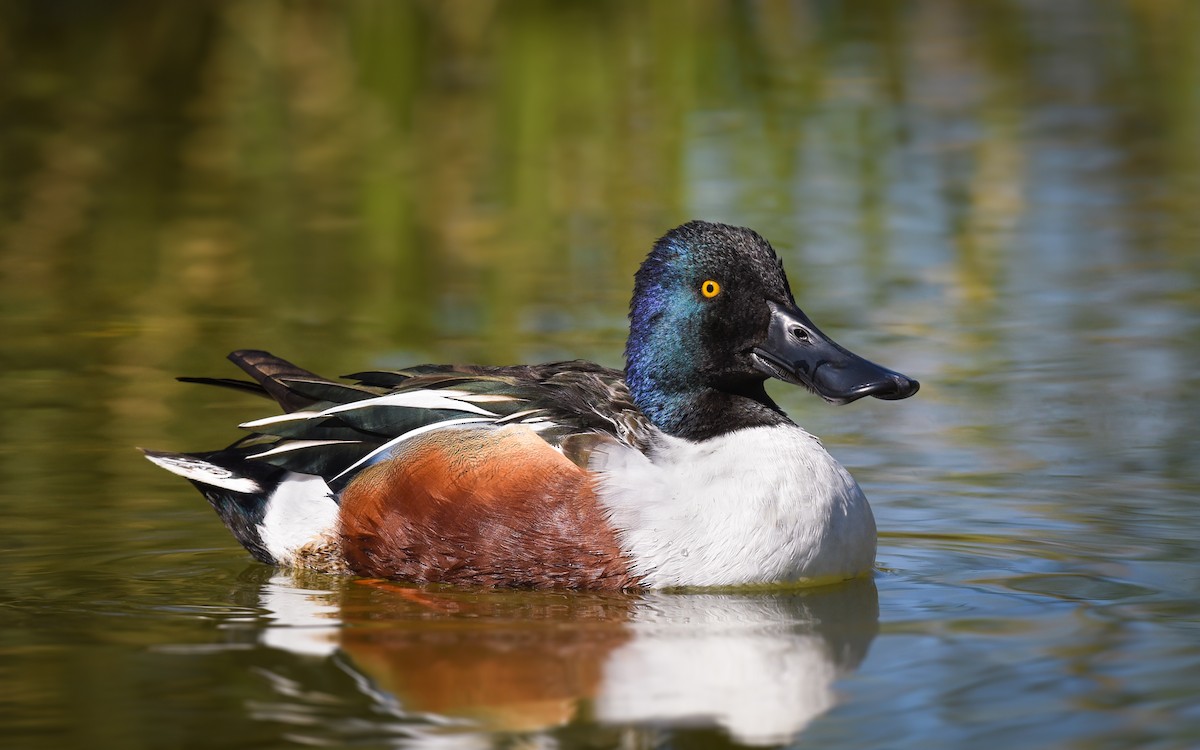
2,2 -> 1199,748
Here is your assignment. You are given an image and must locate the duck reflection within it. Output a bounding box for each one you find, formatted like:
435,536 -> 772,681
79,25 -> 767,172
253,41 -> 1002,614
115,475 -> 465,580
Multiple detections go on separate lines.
256,574 -> 878,745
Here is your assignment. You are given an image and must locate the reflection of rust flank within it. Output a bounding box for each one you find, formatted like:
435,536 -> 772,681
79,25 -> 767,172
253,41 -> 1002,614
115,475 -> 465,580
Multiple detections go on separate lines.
338,426 -> 641,590
337,587 -> 634,729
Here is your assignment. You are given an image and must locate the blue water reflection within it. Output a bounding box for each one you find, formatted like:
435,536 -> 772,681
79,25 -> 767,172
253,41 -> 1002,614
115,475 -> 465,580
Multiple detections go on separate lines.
2,1 -> 1199,748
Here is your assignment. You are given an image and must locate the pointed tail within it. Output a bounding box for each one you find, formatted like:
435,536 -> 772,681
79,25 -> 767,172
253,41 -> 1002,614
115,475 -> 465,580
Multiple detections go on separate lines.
142,447 -> 284,564
176,350 -> 328,413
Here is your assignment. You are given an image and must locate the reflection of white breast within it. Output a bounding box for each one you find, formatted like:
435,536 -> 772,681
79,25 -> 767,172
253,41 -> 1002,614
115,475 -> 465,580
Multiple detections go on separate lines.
594,425 -> 877,587
257,574 -> 339,657
594,593 -> 845,745
254,572 -> 878,746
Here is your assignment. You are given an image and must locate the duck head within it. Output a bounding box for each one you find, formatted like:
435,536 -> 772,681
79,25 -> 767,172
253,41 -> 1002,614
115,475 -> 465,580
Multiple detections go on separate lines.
625,221 -> 919,440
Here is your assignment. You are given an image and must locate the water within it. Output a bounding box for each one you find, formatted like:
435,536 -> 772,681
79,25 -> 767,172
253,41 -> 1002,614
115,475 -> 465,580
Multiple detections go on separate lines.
2,2 -> 1199,748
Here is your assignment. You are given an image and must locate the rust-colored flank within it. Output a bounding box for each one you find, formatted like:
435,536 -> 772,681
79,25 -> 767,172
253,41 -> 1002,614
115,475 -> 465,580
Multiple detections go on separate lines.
338,426 -> 640,590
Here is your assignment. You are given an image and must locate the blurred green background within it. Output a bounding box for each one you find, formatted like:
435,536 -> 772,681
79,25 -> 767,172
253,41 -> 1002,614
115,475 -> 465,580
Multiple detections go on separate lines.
2,2 -> 1199,748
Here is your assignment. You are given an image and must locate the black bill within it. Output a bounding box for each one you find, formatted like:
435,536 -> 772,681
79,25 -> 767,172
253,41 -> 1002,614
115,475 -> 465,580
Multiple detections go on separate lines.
751,300 -> 919,405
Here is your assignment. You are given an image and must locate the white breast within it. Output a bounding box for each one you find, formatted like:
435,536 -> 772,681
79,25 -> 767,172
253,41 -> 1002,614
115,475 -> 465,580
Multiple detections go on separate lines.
592,425 -> 876,587
258,472 -> 339,564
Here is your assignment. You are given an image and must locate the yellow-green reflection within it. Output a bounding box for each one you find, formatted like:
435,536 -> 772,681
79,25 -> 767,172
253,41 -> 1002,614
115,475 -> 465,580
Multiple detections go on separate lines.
2,2 -> 1199,749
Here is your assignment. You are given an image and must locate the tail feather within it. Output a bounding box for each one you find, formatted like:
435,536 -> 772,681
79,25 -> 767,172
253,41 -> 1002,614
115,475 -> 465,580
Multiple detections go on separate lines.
266,376 -> 382,406
142,447 -> 283,564
175,376 -> 269,399
226,349 -> 327,413
176,350 -> 329,413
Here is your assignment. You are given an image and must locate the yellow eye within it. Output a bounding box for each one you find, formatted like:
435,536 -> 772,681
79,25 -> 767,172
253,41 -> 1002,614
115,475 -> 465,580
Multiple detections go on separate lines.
701,279 -> 721,298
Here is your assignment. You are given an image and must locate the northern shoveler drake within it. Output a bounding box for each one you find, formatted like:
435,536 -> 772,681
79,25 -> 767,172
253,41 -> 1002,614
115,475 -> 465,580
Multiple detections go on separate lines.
145,221 -> 918,589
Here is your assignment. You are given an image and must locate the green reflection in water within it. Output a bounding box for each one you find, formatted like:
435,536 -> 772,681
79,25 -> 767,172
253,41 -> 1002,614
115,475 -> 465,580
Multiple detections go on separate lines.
1,1 -> 1199,749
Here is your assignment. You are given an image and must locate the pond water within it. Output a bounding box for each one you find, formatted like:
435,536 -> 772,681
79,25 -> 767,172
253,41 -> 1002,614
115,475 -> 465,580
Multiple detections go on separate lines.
2,2 -> 1199,748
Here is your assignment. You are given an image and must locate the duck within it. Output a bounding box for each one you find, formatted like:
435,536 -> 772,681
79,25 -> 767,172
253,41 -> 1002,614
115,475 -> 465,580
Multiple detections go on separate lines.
144,220 -> 918,589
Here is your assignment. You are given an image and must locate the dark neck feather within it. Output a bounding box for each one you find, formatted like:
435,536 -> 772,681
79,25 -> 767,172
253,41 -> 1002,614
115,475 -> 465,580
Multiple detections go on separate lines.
627,372 -> 792,441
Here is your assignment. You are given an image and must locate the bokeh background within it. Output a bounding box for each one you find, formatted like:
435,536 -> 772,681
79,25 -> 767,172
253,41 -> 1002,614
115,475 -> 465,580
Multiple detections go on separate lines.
2,2 -> 1198,749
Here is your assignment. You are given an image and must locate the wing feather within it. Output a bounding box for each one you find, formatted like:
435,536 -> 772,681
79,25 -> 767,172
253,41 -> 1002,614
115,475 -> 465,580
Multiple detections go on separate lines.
186,353 -> 657,488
